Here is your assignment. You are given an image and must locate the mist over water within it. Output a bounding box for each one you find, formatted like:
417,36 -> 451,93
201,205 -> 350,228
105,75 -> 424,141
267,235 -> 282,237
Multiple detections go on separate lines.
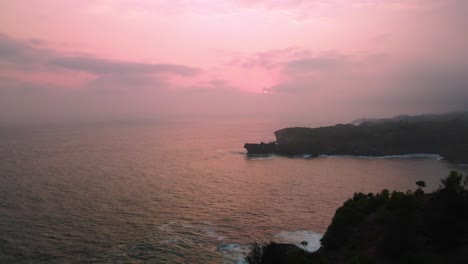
0,119 -> 465,263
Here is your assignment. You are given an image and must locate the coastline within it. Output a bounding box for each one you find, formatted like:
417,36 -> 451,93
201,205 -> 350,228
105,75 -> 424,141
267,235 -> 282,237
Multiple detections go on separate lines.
244,116 -> 468,164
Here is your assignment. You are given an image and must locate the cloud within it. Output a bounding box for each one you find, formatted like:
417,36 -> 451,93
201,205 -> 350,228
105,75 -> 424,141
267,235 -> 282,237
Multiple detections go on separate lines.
49,56 -> 199,76
0,33 -> 199,78
261,52 -> 374,93
284,53 -> 350,73
375,60 -> 468,111
87,73 -> 168,92
256,47 -> 468,117
233,0 -> 315,9
1,0 -> 468,124
234,47 -> 307,69
0,33 -> 49,70
0,33 -> 203,123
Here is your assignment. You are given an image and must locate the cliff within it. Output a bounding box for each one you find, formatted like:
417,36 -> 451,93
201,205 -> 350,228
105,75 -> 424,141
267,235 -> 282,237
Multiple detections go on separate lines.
244,142 -> 279,154
244,112 -> 468,163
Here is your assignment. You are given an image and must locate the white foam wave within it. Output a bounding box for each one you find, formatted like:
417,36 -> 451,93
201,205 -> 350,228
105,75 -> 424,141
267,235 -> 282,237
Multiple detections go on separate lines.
274,230 -> 323,252
156,221 -> 225,245
218,243 -> 250,264
247,154 -> 314,160
246,154 -> 280,160
217,148 -> 247,155
291,154 -> 313,158
204,225 -> 225,241
319,153 -> 442,160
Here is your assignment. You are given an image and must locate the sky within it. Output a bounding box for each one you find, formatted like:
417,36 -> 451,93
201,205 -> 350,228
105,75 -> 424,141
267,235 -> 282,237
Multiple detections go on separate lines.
0,0 -> 467,124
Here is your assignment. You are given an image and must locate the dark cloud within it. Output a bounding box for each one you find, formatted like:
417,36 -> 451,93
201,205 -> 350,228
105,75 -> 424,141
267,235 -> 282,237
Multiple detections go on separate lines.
49,57 -> 199,76
0,33 -> 202,123
29,38 -> 44,46
202,79 -> 229,88
0,33 -> 200,77
0,33 -> 49,69
87,73 -> 168,92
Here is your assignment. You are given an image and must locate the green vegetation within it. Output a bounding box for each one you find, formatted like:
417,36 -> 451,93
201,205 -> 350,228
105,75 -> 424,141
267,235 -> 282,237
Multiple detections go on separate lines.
246,171 -> 468,264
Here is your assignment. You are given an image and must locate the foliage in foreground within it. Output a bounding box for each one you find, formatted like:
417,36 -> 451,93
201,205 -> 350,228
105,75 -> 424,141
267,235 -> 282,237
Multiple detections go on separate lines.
246,171 -> 468,264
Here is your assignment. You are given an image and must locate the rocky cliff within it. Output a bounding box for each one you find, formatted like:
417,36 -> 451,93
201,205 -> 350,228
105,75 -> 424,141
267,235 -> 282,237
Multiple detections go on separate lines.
244,112 -> 468,163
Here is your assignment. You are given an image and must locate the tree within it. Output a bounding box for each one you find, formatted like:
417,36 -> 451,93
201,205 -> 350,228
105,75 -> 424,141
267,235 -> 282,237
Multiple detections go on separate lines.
416,181 -> 426,190
440,171 -> 465,193
415,180 -> 426,195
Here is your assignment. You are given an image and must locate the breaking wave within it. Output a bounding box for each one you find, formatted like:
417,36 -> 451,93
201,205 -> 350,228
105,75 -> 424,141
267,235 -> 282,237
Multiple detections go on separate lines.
320,153 -> 442,160
218,243 -> 250,264
274,230 -> 323,252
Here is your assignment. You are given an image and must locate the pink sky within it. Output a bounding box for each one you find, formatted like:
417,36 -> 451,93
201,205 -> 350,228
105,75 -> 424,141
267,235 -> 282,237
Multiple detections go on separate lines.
0,0 -> 467,124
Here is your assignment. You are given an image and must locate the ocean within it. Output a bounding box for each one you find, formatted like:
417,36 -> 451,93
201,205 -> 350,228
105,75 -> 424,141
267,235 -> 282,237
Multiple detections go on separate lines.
0,119 -> 466,263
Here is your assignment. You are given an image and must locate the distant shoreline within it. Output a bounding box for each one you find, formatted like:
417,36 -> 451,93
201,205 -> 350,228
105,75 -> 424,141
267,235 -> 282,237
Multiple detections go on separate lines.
244,112 -> 468,164
246,153 -> 442,159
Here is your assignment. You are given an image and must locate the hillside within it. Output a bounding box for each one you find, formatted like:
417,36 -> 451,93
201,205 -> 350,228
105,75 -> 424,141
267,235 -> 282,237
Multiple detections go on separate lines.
246,171 -> 468,264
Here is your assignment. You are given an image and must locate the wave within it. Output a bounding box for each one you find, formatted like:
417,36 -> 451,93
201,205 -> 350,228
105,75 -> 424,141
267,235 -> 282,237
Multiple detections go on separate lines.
230,151 -> 247,155
218,243 -> 250,264
319,153 -> 442,160
291,154 -> 313,159
107,221 -> 228,260
219,148 -> 247,155
218,230 -> 323,263
247,153 -> 443,161
156,221 -> 251,263
274,230 -> 323,252
246,154 -> 314,160
245,154 -> 280,160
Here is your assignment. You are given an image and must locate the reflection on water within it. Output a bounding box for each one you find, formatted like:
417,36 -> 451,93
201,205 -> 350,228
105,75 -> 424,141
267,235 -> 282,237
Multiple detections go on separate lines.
0,120 -> 466,263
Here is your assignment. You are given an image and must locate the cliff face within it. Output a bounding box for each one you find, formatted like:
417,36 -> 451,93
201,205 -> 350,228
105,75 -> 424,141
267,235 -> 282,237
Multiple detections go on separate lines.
244,143 -> 279,154
274,128 -> 306,145
245,116 -> 468,163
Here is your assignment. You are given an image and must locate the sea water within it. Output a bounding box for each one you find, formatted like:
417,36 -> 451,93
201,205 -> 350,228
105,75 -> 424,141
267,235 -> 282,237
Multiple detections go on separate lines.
0,119 -> 466,263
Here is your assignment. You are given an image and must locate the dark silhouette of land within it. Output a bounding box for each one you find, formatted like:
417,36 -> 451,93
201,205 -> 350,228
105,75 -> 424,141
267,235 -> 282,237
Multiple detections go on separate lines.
245,112 -> 468,163
246,171 -> 468,264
